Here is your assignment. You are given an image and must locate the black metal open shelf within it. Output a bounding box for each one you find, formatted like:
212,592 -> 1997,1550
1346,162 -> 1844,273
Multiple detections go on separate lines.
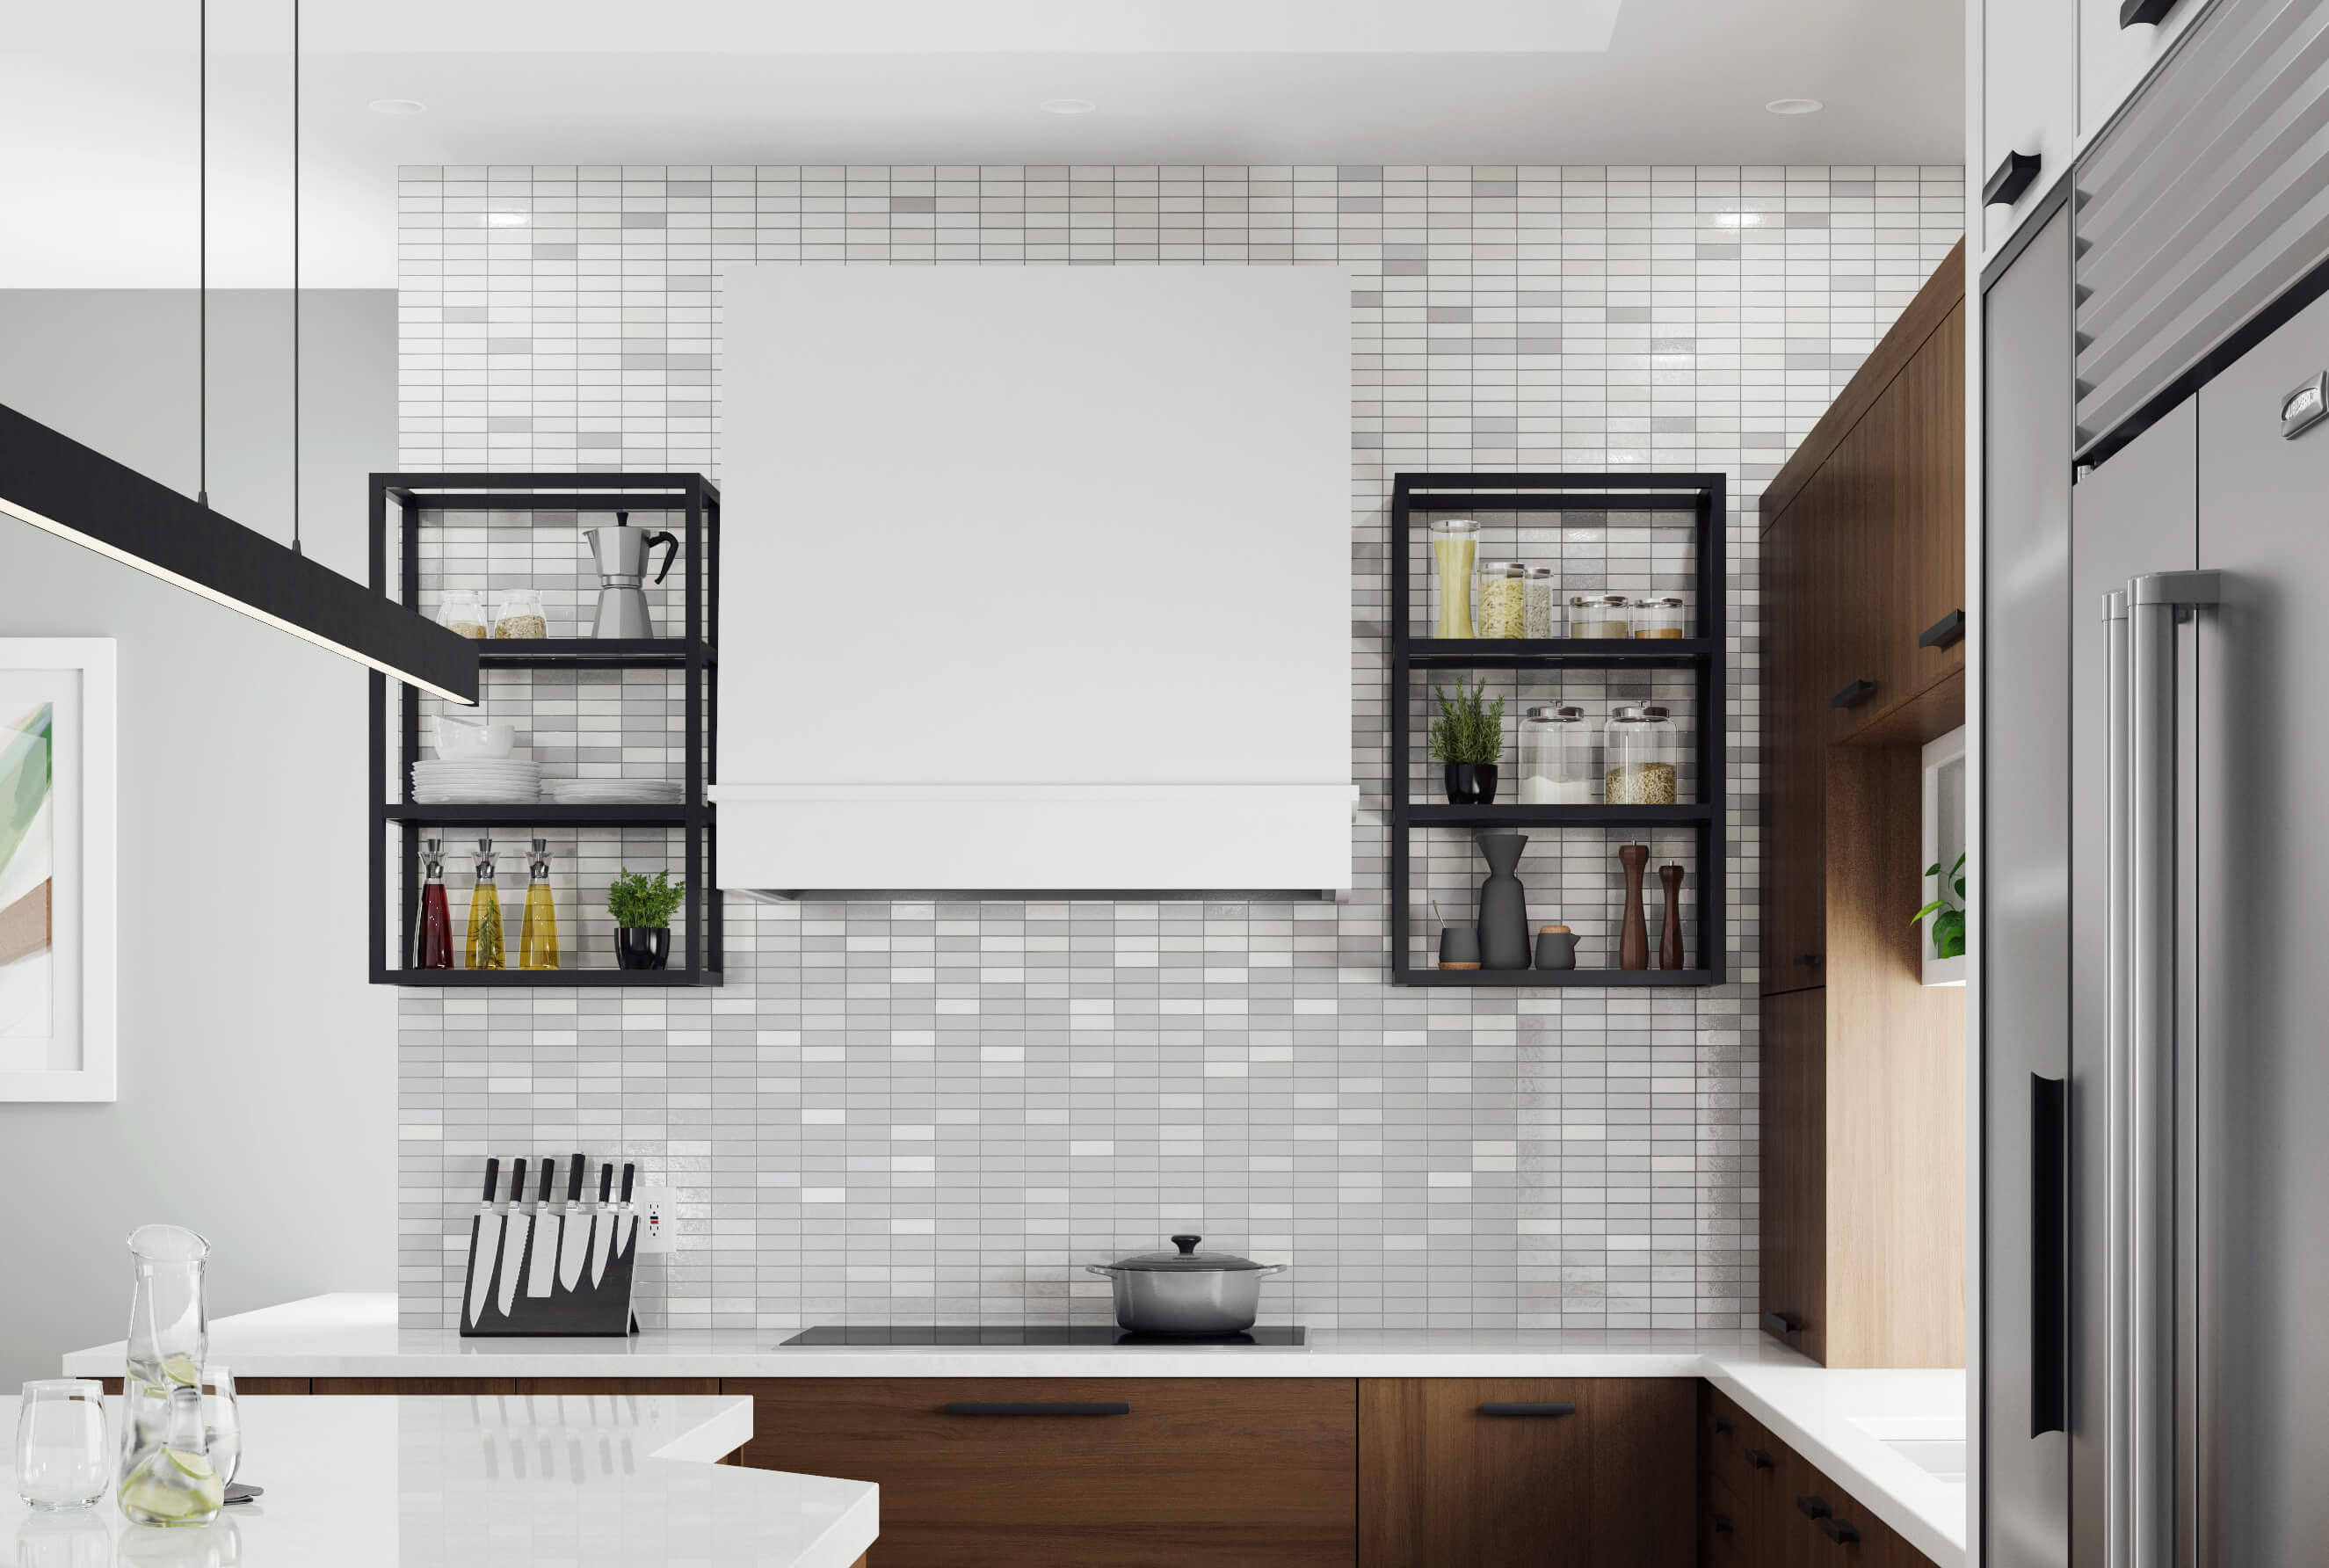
1389,471 -> 1727,988
367,472 -> 722,987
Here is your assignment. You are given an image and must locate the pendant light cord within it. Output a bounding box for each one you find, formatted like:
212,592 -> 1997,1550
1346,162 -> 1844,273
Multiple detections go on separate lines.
197,0 -> 207,509
291,0 -> 301,555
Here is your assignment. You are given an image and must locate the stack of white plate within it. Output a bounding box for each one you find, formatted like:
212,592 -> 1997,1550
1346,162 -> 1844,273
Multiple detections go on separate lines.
412,759 -> 543,804
543,778 -> 685,806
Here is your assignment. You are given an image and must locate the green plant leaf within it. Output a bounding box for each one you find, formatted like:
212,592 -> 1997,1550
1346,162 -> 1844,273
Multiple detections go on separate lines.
0,704 -> 53,878
607,867 -> 686,929
1427,679 -> 1504,765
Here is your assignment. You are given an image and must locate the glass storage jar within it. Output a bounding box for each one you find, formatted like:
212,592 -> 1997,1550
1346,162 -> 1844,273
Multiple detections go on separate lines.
491,587 -> 548,640
1477,561 -> 1528,639
1523,568 -> 1556,638
1428,519 -> 1479,638
1604,703 -> 1680,804
1570,594 -> 1632,639
1632,596 -> 1687,638
436,590 -> 488,640
1517,705 -> 1592,803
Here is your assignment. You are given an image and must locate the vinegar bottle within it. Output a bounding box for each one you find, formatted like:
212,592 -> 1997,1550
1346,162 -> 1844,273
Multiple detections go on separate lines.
518,837 -> 559,970
416,838 -> 453,969
466,838 -> 505,970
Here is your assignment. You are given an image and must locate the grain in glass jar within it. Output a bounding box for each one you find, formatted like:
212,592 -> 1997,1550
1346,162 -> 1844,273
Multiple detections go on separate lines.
1523,567 -> 1556,638
437,589 -> 488,640
491,587 -> 548,640
1632,596 -> 1687,638
1477,562 -> 1528,639
1569,594 -> 1632,639
1603,703 -> 1680,804
1428,519 -> 1479,638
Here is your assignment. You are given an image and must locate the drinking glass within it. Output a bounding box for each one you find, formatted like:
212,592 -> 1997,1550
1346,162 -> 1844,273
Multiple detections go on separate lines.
14,1379 -> 109,1511
199,1366 -> 239,1487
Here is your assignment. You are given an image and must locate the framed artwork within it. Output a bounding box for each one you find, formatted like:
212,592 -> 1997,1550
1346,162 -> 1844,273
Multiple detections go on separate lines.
0,640 -> 115,1100
1920,724 -> 1967,989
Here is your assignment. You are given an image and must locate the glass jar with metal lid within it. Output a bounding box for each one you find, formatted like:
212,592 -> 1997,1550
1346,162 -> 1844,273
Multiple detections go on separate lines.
1570,593 -> 1632,639
1477,561 -> 1528,638
1427,519 -> 1479,638
1522,567 -> 1556,638
1604,703 -> 1680,804
1632,596 -> 1687,639
1517,704 -> 1592,803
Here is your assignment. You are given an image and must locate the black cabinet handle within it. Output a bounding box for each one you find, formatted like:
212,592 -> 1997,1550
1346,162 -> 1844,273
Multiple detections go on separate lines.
1712,1414 -> 1733,1434
1762,1310 -> 1803,1335
1797,1495 -> 1832,1520
1820,1517 -> 1862,1545
2120,0 -> 2173,24
943,1402 -> 1130,1417
1831,678 -> 1878,709
1919,608 -> 1965,649
2032,1072 -> 2070,1435
1712,1512 -> 1735,1535
1745,1448 -> 1776,1470
1479,1402 -> 1577,1417
1984,151 -> 2042,207
1792,953 -> 1823,968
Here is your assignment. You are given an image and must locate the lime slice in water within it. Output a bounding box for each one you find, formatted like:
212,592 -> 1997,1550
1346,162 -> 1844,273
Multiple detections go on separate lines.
162,1356 -> 202,1385
164,1447 -> 215,1479
121,1477 -> 200,1521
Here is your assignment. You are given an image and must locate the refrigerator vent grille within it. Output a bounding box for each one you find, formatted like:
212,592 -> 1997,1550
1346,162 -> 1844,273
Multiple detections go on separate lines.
2073,0 -> 2329,456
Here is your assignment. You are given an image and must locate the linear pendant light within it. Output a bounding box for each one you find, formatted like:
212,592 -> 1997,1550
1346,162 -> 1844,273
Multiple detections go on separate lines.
0,0 -> 479,707
0,403 -> 478,705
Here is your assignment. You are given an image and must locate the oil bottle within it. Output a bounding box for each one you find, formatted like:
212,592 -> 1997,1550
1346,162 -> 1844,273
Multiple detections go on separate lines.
465,837 -> 504,969
518,837 -> 559,969
416,837 -> 453,969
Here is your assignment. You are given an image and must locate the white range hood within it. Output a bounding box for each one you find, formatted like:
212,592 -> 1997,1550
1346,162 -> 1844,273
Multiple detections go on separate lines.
713,264 -> 1355,897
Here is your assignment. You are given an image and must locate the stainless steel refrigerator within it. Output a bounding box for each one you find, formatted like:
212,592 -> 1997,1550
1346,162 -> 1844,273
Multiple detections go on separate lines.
1982,11 -> 2329,1556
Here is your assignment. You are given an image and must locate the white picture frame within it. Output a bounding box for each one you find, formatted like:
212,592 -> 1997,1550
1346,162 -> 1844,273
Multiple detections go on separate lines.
1920,723 -> 1967,988
0,639 -> 116,1100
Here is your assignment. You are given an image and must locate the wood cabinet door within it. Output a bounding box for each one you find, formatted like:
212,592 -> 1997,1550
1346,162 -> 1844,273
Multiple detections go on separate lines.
1759,498 -> 1828,991
728,1377 -> 1356,1567
1359,1377 -> 1692,1568
1892,304 -> 1966,706
1758,988 -> 1827,1364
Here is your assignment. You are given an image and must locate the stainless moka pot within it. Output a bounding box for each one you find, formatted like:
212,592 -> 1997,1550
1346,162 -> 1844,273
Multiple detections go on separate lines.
584,512 -> 678,639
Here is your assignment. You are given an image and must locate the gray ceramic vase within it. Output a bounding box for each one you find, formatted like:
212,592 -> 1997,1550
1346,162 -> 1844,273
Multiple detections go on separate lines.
1476,831 -> 1531,970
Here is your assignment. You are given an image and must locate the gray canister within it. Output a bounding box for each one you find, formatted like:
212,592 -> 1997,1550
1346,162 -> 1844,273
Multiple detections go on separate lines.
1535,928 -> 1579,969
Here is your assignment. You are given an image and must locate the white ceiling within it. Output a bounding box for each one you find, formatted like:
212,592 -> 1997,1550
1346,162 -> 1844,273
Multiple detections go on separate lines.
0,0 -> 1963,288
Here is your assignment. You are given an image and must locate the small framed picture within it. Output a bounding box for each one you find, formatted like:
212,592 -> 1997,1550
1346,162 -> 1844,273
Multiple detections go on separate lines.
0,639 -> 116,1100
1920,724 -> 1967,989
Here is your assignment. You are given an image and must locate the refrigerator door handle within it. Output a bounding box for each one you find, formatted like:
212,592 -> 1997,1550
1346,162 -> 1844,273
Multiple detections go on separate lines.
2103,587 -> 2132,1568
2032,1072 -> 2071,1435
2122,570 -> 2217,1568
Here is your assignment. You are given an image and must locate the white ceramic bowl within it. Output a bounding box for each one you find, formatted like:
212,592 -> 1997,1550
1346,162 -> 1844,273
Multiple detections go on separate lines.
436,717 -> 516,760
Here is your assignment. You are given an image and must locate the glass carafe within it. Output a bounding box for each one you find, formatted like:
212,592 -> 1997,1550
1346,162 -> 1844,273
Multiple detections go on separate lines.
518,838 -> 559,970
416,838 -> 453,970
466,838 -> 504,970
120,1225 -> 223,1526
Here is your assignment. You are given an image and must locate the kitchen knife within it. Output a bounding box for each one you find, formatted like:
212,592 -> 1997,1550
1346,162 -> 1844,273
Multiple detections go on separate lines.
465,1158 -> 503,1328
557,1152 -> 591,1291
614,1163 -> 638,1257
526,1157 -> 560,1298
589,1163 -> 616,1286
497,1158 -> 530,1318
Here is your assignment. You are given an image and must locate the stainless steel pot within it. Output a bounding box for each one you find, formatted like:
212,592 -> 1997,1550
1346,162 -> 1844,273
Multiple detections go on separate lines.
1085,1235 -> 1288,1335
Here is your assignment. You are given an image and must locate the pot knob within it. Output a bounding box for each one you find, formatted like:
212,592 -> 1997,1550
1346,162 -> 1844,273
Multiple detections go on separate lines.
1171,1234 -> 1201,1255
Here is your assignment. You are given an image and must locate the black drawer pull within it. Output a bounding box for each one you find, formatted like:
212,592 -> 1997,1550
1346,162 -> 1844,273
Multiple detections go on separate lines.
1830,678 -> 1878,709
1984,150 -> 2041,207
1792,954 -> 1823,968
1479,1402 -> 1577,1417
1762,1310 -> 1803,1335
2120,0 -> 2173,25
943,1401 -> 1130,1417
1820,1517 -> 1862,1545
1745,1448 -> 1776,1470
1797,1495 -> 1832,1520
1712,1414 -> 1733,1434
1711,1512 -> 1735,1535
1919,608 -> 1965,649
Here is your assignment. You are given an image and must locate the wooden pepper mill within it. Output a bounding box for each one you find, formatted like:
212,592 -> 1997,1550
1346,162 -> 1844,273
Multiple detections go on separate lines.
1658,863 -> 1686,969
1618,844 -> 1651,970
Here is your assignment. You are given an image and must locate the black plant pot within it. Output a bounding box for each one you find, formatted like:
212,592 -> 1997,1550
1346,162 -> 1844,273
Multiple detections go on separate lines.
615,927 -> 671,970
1443,763 -> 1498,805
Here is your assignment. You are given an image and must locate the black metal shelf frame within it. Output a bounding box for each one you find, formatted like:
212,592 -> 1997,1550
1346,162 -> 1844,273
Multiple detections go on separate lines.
1389,471 -> 1727,988
366,472 -> 723,986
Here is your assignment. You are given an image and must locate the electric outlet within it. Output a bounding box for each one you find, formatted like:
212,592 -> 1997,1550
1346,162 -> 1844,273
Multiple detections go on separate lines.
631,1187 -> 677,1253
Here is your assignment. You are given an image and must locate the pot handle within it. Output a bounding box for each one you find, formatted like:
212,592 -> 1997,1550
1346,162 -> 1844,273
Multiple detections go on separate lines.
1083,1264 -> 1120,1277
1256,1264 -> 1289,1276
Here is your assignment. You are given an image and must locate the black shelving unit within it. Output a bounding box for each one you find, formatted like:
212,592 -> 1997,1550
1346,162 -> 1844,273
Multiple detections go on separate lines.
1389,471 -> 1726,987
367,473 -> 722,987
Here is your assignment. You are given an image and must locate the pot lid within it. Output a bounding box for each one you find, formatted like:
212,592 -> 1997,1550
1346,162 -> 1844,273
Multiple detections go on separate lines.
1102,1234 -> 1269,1272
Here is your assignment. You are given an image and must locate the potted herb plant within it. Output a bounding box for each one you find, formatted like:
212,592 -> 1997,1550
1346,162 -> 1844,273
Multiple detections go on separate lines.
1429,679 -> 1506,804
1912,851 -> 1966,960
608,867 -> 686,970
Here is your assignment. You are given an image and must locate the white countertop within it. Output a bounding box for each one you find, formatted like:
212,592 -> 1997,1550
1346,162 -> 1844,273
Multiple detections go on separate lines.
64,1294 -> 1963,1567
3,1391 -> 875,1568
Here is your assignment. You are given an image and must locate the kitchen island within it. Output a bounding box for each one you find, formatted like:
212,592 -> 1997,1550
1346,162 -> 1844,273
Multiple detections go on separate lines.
2,1390 -> 875,1567
66,1294 -> 1964,1566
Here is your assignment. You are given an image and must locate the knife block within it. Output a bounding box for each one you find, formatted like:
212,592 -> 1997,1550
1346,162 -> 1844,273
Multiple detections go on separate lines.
460,1208 -> 640,1337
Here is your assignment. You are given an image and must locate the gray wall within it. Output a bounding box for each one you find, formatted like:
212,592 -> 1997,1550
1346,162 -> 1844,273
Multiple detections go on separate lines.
0,289 -> 395,1386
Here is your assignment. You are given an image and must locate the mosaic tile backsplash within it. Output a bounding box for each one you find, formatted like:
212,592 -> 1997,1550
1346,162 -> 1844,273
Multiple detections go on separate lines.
394,163 -> 1963,1332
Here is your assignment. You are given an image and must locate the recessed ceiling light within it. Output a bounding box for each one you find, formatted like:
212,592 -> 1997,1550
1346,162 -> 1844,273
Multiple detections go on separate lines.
1765,98 -> 1824,115
1040,98 -> 1097,116
369,98 -> 427,116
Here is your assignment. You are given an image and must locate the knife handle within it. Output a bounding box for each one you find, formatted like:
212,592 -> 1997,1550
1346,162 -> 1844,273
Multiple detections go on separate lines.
509,1158 -> 527,1205
599,1163 -> 614,1203
538,1158 -> 556,1203
620,1164 -> 636,1203
482,1158 -> 501,1202
568,1156 -> 586,1202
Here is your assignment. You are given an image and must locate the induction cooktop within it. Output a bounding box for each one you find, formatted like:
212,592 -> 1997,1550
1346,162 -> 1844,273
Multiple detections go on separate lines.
782,1325 -> 1307,1347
